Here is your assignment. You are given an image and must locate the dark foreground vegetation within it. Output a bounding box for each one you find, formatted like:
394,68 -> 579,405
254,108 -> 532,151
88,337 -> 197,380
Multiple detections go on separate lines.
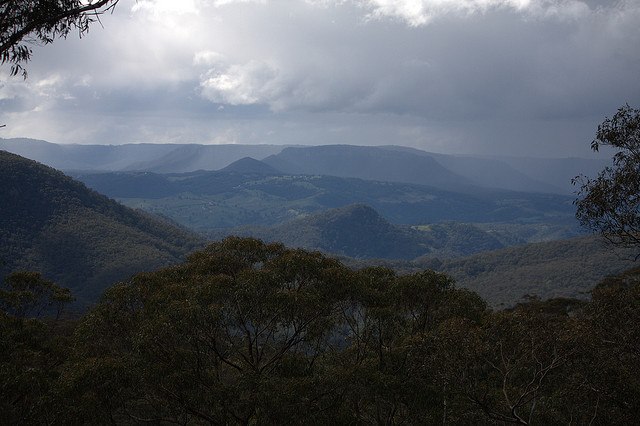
2,237 -> 639,424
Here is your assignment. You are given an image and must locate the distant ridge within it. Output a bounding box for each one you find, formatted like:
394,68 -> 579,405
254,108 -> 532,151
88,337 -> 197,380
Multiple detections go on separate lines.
262,145 -> 475,191
0,150 -> 201,306
1,138 -> 608,194
381,146 -> 563,193
0,138 -> 287,173
123,144 -> 286,173
219,157 -> 281,175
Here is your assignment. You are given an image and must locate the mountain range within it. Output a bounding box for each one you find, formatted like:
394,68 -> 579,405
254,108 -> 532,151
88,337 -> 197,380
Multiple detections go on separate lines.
73,162 -> 578,235
0,137 -> 609,194
0,138 -> 286,173
0,140 -> 627,309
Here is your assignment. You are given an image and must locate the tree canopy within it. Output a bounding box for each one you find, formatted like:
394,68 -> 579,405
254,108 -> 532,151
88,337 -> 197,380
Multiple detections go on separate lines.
1,0 -> 119,78
574,104 -> 640,259
2,238 -> 640,423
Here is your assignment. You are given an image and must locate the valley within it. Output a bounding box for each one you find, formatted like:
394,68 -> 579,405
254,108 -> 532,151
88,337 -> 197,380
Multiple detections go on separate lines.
0,139 -> 633,308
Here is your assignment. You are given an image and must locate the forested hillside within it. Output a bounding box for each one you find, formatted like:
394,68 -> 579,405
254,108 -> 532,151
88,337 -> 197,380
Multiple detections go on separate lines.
229,204 -> 505,260
437,235 -> 637,306
236,204 -> 431,259
75,168 -> 577,233
341,234 -> 636,307
0,151 -> 202,305
2,149 -> 621,309
2,238 -> 639,424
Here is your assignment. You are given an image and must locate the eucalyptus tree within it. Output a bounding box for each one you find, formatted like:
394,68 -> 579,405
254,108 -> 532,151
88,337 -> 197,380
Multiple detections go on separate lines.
1,0 -> 120,78
574,105 -> 640,259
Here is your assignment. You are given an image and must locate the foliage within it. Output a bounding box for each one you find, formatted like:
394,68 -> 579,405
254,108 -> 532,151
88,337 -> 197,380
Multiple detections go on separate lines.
64,237 -> 487,423
574,104 -> 640,259
1,0 -> 119,78
2,239 -> 640,423
0,150 -> 202,306
573,267 -> 640,424
432,235 -> 636,307
0,273 -> 75,423
0,271 -> 73,319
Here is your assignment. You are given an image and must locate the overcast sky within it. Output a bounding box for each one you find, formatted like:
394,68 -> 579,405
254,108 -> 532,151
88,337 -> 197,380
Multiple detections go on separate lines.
1,0 -> 639,157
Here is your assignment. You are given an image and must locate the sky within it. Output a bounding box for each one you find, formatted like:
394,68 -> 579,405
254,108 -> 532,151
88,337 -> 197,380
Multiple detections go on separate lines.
1,0 -> 639,157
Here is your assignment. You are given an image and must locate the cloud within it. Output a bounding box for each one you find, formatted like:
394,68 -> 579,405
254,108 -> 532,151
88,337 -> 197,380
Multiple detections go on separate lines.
338,0 -> 600,27
359,0 -> 530,26
131,0 -> 199,16
182,0 -> 639,119
213,0 -> 267,6
199,59 -> 282,106
1,0 -> 638,157
193,51 -> 226,67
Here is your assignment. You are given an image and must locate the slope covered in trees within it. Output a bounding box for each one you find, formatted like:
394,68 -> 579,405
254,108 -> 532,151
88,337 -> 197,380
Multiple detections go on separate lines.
434,235 -> 637,306
2,238 -> 639,424
341,234 -> 636,307
75,168 -> 577,233
241,204 -> 432,259
0,151 -> 202,305
1,148 -> 621,308
230,204 -> 505,260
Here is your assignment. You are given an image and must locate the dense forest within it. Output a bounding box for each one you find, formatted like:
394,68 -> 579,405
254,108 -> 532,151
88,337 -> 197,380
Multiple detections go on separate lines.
2,237 -> 639,424
0,151 -> 202,305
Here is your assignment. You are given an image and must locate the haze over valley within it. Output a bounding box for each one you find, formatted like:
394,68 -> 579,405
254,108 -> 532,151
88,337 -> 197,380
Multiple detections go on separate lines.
0,137 -> 634,307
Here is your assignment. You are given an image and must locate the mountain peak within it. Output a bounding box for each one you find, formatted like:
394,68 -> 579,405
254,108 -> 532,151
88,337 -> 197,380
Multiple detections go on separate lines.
266,204 -> 427,259
220,157 -> 281,175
